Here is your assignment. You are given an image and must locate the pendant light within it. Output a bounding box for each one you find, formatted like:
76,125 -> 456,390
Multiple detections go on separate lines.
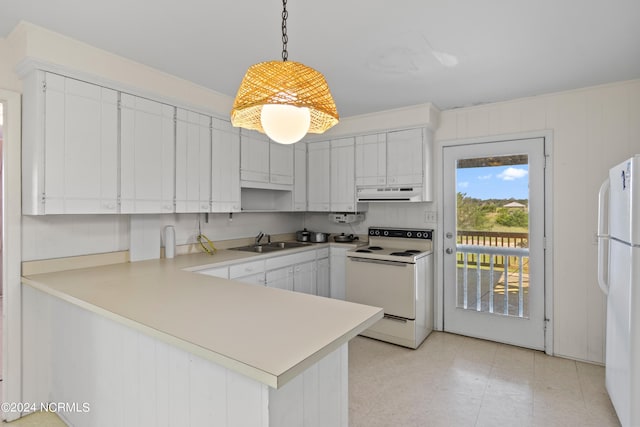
231,0 -> 339,144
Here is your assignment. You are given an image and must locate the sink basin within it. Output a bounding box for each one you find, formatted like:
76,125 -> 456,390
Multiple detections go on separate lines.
229,241 -> 312,253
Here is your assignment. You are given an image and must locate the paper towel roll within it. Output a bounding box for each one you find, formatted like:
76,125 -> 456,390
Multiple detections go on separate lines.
164,225 -> 176,259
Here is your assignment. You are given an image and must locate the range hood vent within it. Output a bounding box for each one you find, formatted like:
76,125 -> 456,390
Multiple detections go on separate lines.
356,187 -> 423,202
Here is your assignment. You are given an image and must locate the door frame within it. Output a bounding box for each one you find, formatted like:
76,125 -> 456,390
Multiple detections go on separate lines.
1,88 -> 22,420
434,130 -> 554,355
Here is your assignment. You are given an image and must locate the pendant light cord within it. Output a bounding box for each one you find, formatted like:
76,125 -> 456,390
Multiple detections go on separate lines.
281,0 -> 288,61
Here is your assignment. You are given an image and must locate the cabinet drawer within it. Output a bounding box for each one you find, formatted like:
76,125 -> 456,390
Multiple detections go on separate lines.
197,266 -> 229,279
230,260 -> 265,279
265,250 -> 316,270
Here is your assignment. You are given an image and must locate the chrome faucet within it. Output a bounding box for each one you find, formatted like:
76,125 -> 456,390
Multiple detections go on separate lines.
255,231 -> 265,246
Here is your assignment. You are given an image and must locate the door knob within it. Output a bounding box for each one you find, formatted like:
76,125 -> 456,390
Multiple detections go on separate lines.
446,232 -> 453,239
446,248 -> 454,254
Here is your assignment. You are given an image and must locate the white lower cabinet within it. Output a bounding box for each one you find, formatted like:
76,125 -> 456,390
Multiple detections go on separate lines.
266,267 -> 294,291
230,260 -> 265,286
293,261 -> 316,295
200,247 -> 343,297
317,257 -> 330,298
330,247 -> 348,300
197,266 -> 229,279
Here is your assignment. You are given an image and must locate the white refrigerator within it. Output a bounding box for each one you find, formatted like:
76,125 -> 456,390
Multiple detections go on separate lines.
598,155 -> 640,427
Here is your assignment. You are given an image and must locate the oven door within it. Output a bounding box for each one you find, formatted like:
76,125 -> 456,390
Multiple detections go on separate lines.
346,257 -> 416,319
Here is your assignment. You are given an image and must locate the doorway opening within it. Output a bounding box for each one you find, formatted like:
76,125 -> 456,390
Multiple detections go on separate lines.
443,137 -> 548,351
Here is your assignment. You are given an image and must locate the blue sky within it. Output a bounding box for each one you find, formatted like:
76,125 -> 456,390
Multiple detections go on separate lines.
457,165 -> 529,200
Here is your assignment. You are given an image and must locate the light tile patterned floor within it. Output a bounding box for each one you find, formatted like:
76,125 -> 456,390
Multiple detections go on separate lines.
5,411 -> 66,426
349,332 -> 621,427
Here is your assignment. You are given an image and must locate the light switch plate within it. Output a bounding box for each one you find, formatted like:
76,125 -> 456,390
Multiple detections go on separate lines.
425,211 -> 437,222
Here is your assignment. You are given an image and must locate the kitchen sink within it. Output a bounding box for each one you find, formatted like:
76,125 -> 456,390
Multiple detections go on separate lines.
229,241 -> 312,253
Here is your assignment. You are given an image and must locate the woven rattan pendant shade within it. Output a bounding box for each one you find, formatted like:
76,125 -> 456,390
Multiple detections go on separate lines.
231,60 -> 339,134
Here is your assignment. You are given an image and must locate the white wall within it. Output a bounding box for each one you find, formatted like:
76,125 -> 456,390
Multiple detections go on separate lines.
436,80 -> 640,364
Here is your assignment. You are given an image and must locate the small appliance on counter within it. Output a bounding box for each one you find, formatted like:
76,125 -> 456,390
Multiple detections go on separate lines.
296,228 -> 331,243
334,233 -> 359,243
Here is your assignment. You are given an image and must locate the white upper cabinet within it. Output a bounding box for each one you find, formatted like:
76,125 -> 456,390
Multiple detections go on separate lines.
386,128 -> 424,186
175,108 -> 211,213
269,142 -> 294,185
211,118 -> 241,212
293,143 -> 307,211
330,137 -> 357,212
22,71 -> 119,214
353,127 -> 432,201
240,129 -> 294,188
355,133 -> 386,187
240,129 -> 270,183
120,93 -> 175,213
307,141 -> 331,211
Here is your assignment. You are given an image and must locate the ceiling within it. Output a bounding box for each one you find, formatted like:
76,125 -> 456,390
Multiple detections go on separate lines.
2,0 -> 639,117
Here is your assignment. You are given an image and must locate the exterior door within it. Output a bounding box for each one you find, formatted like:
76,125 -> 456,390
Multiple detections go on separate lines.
443,137 -> 546,350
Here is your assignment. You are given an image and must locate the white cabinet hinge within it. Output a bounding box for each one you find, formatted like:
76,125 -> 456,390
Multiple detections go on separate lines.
42,80 -> 47,93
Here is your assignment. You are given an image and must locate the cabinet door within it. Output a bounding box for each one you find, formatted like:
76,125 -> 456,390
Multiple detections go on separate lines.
355,133 -> 386,187
211,118 -> 241,212
266,267 -> 294,291
43,73 -> 119,214
293,261 -> 317,295
307,141 -> 331,211
316,257 -> 330,297
330,137 -> 356,212
234,273 -> 265,287
240,129 -> 270,183
330,247 -> 348,300
386,128 -> 424,186
120,94 -> 175,213
270,142 -> 294,185
293,143 -> 307,211
176,109 -> 211,213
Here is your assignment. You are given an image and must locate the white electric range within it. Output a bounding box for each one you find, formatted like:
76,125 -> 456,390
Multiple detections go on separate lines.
345,227 -> 434,349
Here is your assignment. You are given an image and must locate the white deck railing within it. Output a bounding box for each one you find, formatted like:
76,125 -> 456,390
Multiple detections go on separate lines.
457,244 -> 530,318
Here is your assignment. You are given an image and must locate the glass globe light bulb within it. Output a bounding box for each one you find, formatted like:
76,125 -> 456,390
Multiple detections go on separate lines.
260,104 -> 311,144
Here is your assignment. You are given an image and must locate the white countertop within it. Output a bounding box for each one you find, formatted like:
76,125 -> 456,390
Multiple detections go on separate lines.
21,244 -> 382,389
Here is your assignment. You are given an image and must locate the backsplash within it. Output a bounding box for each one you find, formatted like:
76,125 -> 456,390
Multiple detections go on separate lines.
22,212 -> 305,261
303,203 -> 437,236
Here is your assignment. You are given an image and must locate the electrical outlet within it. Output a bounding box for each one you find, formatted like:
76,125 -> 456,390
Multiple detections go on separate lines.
425,211 -> 437,222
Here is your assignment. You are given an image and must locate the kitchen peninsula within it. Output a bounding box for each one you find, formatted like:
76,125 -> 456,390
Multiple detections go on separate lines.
21,249 -> 382,426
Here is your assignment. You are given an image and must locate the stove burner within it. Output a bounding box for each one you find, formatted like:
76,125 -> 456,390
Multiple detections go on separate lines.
356,249 -> 372,253
368,246 -> 384,250
389,252 -> 414,257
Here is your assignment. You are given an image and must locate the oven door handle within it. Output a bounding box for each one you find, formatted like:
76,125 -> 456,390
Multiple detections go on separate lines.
348,258 -> 408,267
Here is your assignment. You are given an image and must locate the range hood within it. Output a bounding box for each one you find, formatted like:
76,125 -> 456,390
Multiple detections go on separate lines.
356,187 -> 423,202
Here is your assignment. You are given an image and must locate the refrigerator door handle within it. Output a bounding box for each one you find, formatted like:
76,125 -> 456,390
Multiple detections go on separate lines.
597,178 -> 610,295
